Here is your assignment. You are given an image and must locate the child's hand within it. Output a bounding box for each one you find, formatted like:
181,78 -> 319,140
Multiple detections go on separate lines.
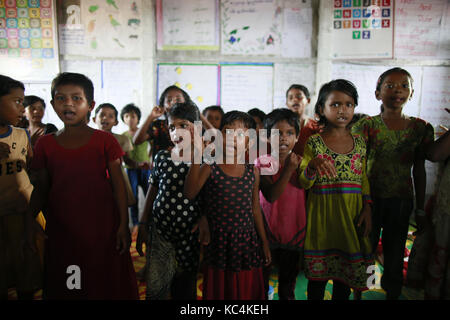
308,157 -> 337,179
357,204 -> 372,237
191,215 -> 210,245
136,224 -> 148,256
262,241 -> 272,266
116,225 -> 131,255
150,106 -> 164,119
30,127 -> 45,146
285,152 -> 302,173
138,161 -> 151,170
0,142 -> 10,160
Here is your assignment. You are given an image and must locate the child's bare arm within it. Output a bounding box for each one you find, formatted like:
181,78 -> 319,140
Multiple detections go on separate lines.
133,106 -> 164,145
136,184 -> 158,256
108,158 -> 130,254
184,163 -> 211,200
427,130 -> 450,162
252,168 -> 271,266
28,168 -> 50,218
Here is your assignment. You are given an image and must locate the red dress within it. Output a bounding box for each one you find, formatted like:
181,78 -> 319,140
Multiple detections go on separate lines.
293,118 -> 321,156
32,130 -> 138,300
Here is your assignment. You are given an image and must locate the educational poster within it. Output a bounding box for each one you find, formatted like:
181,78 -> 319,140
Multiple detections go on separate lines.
331,64 -> 423,118
220,63 -> 274,114
221,0 -> 282,55
273,63 -> 315,110
281,1 -> 313,58
156,0 -> 219,50
57,0 -> 142,58
395,0 -> 449,59
157,63 -> 219,109
0,0 -> 59,81
331,0 -> 394,59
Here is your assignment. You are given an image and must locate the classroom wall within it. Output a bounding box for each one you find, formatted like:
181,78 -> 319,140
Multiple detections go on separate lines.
1,0 -> 449,195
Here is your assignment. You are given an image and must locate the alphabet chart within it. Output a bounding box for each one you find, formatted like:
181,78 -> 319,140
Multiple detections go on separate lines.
331,0 -> 394,59
0,0 -> 59,81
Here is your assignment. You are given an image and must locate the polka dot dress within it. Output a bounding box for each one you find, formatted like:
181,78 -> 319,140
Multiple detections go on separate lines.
203,164 -> 263,272
150,150 -> 200,271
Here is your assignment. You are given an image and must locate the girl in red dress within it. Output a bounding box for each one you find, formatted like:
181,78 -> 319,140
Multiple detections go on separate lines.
28,73 -> 138,300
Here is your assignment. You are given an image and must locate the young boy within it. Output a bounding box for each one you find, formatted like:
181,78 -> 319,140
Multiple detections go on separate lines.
0,74 -> 41,300
93,103 -> 136,209
202,105 -> 224,130
120,103 -> 151,235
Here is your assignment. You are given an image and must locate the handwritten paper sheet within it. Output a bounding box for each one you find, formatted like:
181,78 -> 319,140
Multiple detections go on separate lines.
331,0 -> 394,59
220,63 -> 274,114
58,0 -> 142,58
221,0 -> 282,55
395,0 -> 448,59
281,6 -> 313,58
157,64 -> 219,109
273,63 -> 315,110
156,0 -> 219,50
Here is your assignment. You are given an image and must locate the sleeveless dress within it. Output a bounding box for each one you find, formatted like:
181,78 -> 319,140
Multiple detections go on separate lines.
32,130 -> 138,299
201,163 -> 265,300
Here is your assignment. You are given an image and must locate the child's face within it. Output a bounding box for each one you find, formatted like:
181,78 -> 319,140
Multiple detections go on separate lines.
168,116 -> 194,147
0,87 -> 25,127
205,110 -> 222,129
25,101 -> 45,124
272,120 -> 298,158
321,91 -> 355,129
123,111 -> 139,129
286,88 -> 310,117
222,120 -> 250,161
164,89 -> 185,112
376,72 -> 413,111
52,84 -> 95,127
93,107 -> 117,132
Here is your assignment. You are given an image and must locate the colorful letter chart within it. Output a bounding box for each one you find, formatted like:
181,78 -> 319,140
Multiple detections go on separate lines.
0,0 -> 59,81
331,0 -> 394,59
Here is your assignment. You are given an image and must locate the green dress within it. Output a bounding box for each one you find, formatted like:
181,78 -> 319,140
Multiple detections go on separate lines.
299,133 -> 373,290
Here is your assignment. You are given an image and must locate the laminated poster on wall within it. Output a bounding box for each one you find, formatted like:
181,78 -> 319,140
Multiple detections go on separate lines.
0,0 -> 60,82
57,0 -> 142,58
156,0 -> 219,50
331,0 -> 394,59
221,0 -> 282,56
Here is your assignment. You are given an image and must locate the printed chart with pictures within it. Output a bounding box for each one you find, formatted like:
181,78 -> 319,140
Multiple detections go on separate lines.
157,64 -> 219,109
58,0 -> 142,58
0,0 -> 59,81
332,0 -> 394,59
221,0 -> 282,55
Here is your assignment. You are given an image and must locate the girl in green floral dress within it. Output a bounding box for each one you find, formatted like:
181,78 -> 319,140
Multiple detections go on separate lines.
299,79 -> 373,300
351,68 -> 434,300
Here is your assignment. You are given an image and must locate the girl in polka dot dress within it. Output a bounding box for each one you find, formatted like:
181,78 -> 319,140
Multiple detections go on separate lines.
185,111 -> 271,300
136,101 -> 209,300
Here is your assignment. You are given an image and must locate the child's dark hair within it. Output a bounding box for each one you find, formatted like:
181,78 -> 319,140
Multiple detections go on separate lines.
24,95 -> 46,109
167,101 -> 200,124
202,105 -> 224,117
51,72 -> 94,104
0,74 -> 24,98
94,103 -> 118,119
348,112 -> 368,128
315,79 -> 359,126
221,111 -> 256,130
247,108 -> 266,124
121,103 -> 142,122
264,108 -> 300,137
286,84 -> 311,100
159,85 -> 191,107
376,67 -> 414,92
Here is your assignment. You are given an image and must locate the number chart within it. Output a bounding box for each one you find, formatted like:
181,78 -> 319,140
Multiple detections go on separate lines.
332,0 -> 394,59
0,0 -> 59,81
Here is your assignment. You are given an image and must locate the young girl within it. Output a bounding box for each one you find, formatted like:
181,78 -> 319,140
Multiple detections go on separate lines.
135,101 -> 209,300
299,79 -> 373,300
28,72 -> 138,299
351,68 -> 435,300
184,111 -> 271,300
285,84 -> 321,156
257,108 -> 305,300
23,95 -> 58,149
0,75 -> 41,300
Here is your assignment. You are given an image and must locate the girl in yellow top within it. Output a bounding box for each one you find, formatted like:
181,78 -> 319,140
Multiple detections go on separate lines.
299,79 -> 373,300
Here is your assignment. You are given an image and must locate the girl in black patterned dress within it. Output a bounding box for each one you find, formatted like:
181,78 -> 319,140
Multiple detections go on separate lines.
136,101 -> 209,300
185,111 -> 271,300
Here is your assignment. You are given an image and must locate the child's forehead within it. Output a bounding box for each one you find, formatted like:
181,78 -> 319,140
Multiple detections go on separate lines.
168,116 -> 191,125
54,84 -> 87,96
98,106 -> 116,115
6,87 -> 25,97
206,109 -> 222,116
273,119 -> 295,129
222,120 -> 248,130
287,88 -> 306,96
382,72 -> 411,83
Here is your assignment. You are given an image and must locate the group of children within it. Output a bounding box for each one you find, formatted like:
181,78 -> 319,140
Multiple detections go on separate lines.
0,66 -> 447,300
